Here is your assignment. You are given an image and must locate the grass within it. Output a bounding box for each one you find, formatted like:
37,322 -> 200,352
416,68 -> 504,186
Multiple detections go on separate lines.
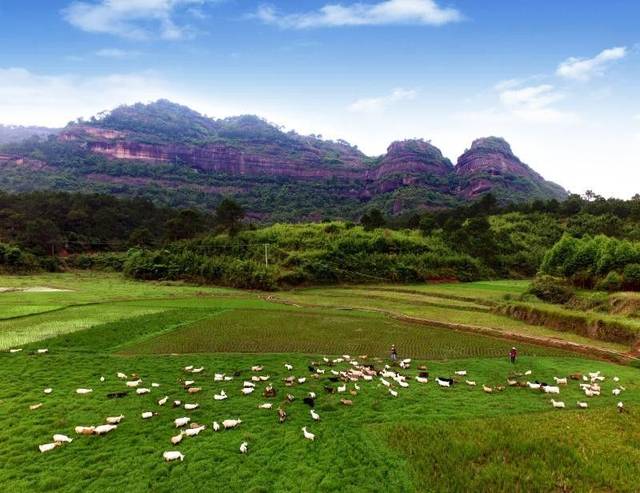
0,272 -> 639,492
0,303 -> 168,350
385,408 -> 640,493
122,307 -> 569,359
278,287 -> 630,353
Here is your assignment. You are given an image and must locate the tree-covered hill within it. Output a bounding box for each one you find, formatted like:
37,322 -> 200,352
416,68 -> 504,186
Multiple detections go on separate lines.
0,100 -> 566,219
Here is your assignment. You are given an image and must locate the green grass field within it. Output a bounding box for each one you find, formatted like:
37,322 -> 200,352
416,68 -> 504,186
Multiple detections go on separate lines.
1,272 -> 639,492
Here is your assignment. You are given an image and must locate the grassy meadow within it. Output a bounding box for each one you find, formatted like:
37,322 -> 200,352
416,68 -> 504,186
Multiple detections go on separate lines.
0,272 -> 639,492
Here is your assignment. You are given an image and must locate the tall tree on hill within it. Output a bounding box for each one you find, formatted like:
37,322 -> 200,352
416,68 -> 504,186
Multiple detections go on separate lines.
360,209 -> 386,231
165,209 -> 206,241
215,198 -> 245,235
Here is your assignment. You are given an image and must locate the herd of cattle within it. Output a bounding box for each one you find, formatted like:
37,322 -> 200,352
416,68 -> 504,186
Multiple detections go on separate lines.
21,350 -> 629,462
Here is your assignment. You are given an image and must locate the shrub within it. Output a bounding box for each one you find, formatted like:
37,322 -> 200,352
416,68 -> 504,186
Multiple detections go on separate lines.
596,271 -> 623,292
623,263 -> 640,290
529,275 -> 575,304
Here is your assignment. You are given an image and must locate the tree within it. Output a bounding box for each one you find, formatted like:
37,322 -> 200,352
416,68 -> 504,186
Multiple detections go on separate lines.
165,209 -> 206,241
215,198 -> 245,235
360,209 -> 385,231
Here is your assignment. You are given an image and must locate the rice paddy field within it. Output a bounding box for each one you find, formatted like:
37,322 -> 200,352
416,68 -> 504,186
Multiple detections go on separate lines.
1,272 -> 639,492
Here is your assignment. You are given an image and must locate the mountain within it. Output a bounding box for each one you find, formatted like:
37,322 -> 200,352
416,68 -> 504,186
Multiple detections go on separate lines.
0,124 -> 60,144
0,100 -> 566,220
455,137 -> 567,202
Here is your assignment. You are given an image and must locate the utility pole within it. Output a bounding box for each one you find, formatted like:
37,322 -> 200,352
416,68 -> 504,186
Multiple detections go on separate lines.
264,243 -> 269,268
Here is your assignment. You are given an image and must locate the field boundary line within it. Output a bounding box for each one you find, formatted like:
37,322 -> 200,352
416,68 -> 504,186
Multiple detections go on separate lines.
335,285 -> 497,306
263,295 -> 638,364
312,290 -> 490,313
0,305 -> 70,321
113,308 -> 230,354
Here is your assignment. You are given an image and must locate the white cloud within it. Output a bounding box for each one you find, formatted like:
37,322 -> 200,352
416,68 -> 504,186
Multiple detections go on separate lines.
497,84 -> 576,123
0,67 -> 171,127
348,88 -> 417,113
556,46 -> 627,81
95,48 -> 140,58
62,0 -> 207,40
256,0 -> 462,29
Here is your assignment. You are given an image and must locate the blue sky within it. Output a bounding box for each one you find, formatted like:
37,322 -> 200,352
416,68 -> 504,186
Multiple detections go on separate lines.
0,0 -> 639,198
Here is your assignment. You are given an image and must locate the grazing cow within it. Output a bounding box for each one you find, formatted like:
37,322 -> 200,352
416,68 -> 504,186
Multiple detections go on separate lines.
163,451 -> 184,462
302,427 -> 315,441
263,386 -> 276,398
52,434 -> 72,443
184,426 -> 205,436
340,398 -> 353,406
278,408 -> 287,423
106,415 -> 124,424
303,397 -> 315,408
240,442 -> 248,454
75,426 -> 95,435
174,417 -> 191,428
436,377 -> 453,388
222,419 -> 242,429
39,442 -> 61,453
94,424 -> 117,435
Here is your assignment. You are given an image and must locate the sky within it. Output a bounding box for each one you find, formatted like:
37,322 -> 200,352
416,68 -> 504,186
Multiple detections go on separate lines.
0,0 -> 639,198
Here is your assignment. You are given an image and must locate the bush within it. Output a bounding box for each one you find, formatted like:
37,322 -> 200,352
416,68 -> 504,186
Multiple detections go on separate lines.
596,271 -> 623,292
623,263 -> 640,290
529,275 -> 575,304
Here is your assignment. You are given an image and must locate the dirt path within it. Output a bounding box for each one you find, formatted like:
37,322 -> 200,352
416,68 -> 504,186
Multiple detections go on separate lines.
263,295 -> 638,365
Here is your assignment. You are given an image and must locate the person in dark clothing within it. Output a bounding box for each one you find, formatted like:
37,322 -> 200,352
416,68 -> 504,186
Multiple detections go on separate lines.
509,347 -> 517,364
390,344 -> 398,362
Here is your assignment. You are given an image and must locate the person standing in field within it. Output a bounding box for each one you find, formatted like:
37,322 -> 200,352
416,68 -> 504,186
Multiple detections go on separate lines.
509,347 -> 517,364
390,344 -> 398,363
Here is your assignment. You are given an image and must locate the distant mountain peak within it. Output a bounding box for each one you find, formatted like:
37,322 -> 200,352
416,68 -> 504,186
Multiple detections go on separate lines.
469,136 -> 513,155
1,100 -> 567,218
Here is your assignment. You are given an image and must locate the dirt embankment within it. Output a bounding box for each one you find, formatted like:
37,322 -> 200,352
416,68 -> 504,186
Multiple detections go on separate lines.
495,303 -> 639,346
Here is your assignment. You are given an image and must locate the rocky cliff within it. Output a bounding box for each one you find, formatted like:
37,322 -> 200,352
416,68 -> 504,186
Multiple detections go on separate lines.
0,100 -> 567,219
455,137 -> 566,201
